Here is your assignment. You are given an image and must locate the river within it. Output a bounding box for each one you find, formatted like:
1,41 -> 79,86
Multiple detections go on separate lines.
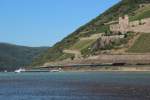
0,72 -> 150,100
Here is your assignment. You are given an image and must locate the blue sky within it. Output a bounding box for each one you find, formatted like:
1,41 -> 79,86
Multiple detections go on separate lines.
0,0 -> 120,47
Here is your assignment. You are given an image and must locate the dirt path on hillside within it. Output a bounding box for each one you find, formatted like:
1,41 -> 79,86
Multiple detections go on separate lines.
63,49 -> 82,59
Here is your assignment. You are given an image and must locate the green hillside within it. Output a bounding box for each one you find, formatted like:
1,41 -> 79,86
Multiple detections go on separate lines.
128,34 -> 150,53
32,0 -> 150,66
0,43 -> 48,71
70,39 -> 96,51
130,4 -> 150,21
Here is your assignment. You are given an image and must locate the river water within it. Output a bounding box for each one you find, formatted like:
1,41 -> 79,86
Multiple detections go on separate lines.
0,72 -> 150,100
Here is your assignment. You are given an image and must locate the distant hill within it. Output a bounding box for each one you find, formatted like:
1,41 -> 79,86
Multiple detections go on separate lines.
32,0 -> 150,66
0,43 -> 48,71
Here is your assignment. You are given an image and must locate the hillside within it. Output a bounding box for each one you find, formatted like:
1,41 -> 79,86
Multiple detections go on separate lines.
32,0 -> 150,66
128,34 -> 150,53
0,43 -> 48,71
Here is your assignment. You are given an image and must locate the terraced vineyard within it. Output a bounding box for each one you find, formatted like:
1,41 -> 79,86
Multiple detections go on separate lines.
130,4 -> 150,21
70,39 -> 96,51
128,33 -> 150,53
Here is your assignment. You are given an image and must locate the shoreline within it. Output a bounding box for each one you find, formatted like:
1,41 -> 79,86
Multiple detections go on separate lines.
61,66 -> 150,72
63,69 -> 150,72
4,66 -> 150,73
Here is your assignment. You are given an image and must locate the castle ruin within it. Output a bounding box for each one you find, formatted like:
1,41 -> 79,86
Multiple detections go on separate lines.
110,15 -> 150,34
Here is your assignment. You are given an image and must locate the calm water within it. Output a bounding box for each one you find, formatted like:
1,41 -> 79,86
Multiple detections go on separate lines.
0,72 -> 150,100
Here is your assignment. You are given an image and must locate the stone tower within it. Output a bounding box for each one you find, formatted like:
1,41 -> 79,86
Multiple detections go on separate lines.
119,15 -> 129,34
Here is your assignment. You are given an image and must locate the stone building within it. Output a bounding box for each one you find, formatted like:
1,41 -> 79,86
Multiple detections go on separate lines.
110,15 -> 150,34
110,15 -> 129,34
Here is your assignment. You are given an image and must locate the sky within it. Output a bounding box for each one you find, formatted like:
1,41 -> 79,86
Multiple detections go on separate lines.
0,0 -> 120,47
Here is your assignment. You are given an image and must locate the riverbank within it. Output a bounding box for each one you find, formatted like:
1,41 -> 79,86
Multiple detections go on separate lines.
62,66 -> 150,72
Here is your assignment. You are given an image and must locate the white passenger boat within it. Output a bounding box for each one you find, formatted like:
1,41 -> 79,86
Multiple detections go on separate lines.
50,68 -> 62,72
14,68 -> 26,73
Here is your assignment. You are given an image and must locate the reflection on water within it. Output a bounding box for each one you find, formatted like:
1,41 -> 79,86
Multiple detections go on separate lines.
0,72 -> 150,100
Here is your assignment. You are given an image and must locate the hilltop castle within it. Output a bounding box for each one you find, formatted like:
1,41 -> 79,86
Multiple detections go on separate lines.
110,15 -> 150,34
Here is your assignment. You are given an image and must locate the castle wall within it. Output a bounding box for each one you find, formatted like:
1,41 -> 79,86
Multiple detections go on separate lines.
101,35 -> 124,41
141,18 -> 150,24
80,33 -> 104,41
129,18 -> 150,33
130,24 -> 150,33
129,20 -> 140,27
110,24 -> 120,32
